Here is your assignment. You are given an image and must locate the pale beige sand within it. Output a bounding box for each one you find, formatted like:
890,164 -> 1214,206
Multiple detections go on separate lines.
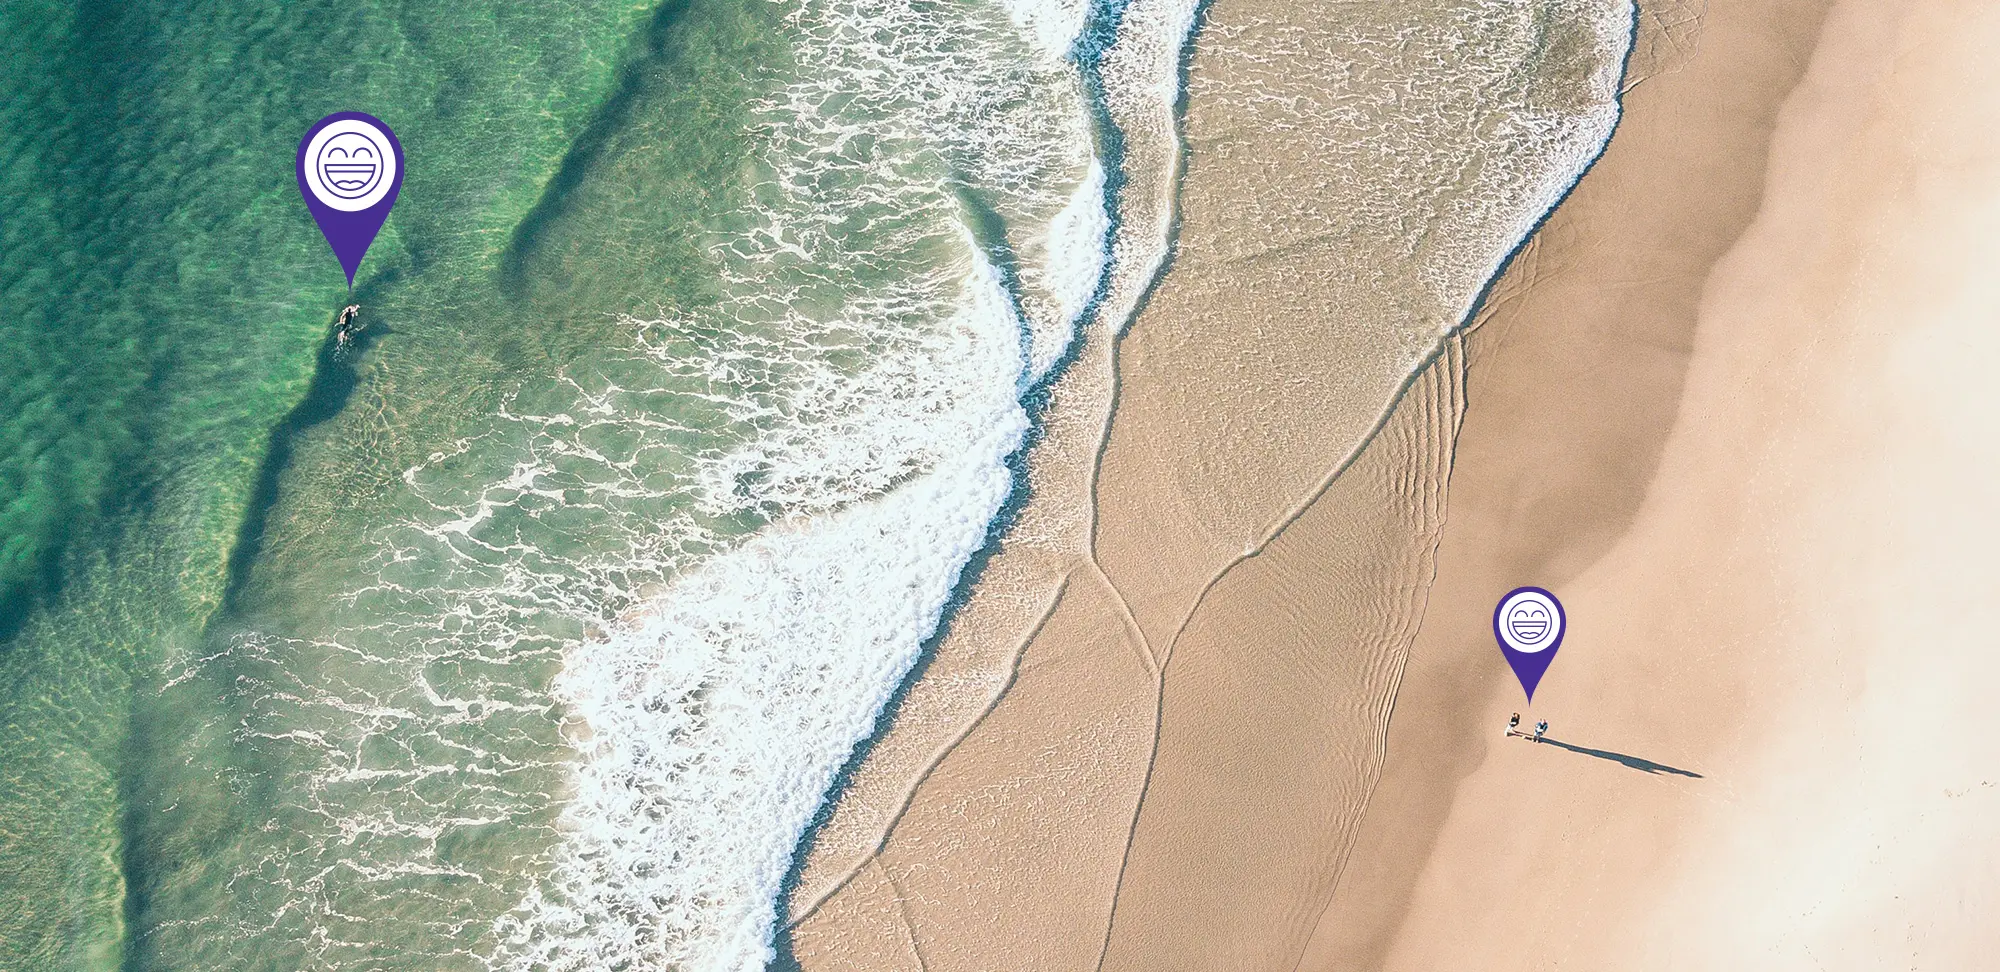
1095,343 -> 1466,971
1314,0 -> 2000,967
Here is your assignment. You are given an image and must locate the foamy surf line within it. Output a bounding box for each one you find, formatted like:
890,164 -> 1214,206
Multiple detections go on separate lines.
498,235 -> 1038,971
495,0 -> 1638,966
1443,0 -> 1639,342
489,0 -> 1152,967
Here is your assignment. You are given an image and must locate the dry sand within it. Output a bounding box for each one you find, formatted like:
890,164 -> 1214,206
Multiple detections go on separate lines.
793,0 -> 2000,966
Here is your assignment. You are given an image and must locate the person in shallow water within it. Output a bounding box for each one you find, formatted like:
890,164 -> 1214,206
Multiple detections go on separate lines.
334,303 -> 362,353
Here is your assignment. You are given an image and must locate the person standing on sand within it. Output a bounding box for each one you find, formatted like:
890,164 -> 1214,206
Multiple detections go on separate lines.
1506,713 -> 1521,737
1533,719 -> 1548,742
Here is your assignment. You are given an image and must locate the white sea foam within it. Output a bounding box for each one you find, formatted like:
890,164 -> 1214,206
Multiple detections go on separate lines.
489,0 -> 1629,965
160,0 -> 1114,962
1173,0 -> 1635,369
490,0 -> 1115,967
1026,157 -> 1109,380
1420,0 -> 1634,335
497,239 -> 1029,971
1095,0 -> 1205,335
997,0 -> 1092,61
156,0 -> 1632,966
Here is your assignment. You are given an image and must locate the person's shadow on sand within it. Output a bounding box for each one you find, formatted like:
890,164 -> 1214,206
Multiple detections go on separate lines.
1537,736 -> 1703,778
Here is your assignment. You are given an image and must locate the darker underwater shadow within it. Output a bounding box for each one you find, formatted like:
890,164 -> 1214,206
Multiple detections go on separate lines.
217,273 -> 401,613
496,0 -> 696,297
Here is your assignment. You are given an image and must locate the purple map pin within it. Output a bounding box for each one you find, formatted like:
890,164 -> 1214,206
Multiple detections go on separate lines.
297,112 -> 403,289
1493,586 -> 1565,701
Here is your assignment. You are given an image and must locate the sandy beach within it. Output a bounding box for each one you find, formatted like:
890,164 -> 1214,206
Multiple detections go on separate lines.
789,0 -> 2000,967
1331,0 -> 2000,966
791,0 -> 1620,961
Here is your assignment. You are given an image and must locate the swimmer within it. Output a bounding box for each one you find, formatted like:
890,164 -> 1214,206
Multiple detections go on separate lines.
334,304 -> 362,354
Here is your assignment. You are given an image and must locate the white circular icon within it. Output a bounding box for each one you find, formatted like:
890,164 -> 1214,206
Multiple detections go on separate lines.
1497,589 -> 1562,654
303,119 -> 397,212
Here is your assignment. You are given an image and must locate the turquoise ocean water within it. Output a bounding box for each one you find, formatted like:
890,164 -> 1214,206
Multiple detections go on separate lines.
0,2 -> 660,965
2,0 -> 1103,968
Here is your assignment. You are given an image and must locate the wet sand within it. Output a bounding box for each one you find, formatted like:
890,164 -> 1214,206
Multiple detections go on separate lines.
786,0 -> 1604,960
787,0 -> 1509,952
791,0 -> 2000,965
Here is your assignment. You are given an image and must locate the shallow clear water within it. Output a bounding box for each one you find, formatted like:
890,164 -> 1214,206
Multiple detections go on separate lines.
1,2 -> 653,966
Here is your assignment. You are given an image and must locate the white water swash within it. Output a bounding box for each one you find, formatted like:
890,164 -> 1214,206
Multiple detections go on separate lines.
145,0 -> 1145,968
494,1 -> 1119,967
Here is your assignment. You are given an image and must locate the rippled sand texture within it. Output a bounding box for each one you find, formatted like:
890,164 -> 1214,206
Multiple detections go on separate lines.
1096,343 -> 1465,970
789,0 -> 1630,968
1096,0 -> 1627,646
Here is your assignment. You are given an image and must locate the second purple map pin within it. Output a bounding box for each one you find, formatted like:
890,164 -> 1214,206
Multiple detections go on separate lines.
297,112 -> 403,289
1494,586 -> 1564,701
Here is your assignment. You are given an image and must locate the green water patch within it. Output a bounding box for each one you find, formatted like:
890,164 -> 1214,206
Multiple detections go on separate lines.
0,1 -> 669,968
213,0 -> 788,632
6,0 -> 1086,961
105,0 -> 791,968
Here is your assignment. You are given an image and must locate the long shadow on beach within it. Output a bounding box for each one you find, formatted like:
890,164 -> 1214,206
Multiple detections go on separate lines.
1535,736 -> 1702,778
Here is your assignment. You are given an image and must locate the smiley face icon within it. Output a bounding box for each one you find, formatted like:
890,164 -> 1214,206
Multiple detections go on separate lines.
317,131 -> 382,199
1494,588 -> 1563,655
1507,602 -> 1550,645
301,117 -> 399,213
